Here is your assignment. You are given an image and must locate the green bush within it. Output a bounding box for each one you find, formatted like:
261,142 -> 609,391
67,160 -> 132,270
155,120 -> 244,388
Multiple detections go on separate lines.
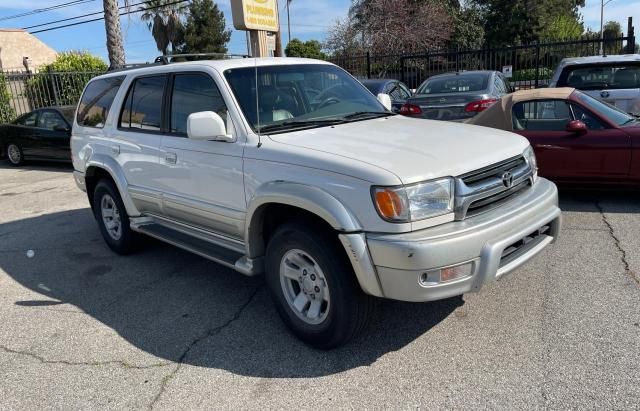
511,67 -> 554,81
0,73 -> 15,123
25,51 -> 107,109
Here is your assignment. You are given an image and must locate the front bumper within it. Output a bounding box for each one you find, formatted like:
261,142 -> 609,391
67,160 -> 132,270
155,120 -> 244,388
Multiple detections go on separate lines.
342,178 -> 560,302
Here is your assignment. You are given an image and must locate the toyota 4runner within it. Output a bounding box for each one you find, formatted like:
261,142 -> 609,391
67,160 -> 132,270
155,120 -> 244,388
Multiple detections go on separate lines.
71,57 -> 561,348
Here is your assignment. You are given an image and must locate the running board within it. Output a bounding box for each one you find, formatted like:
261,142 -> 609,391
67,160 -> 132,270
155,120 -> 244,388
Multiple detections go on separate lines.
131,221 -> 262,276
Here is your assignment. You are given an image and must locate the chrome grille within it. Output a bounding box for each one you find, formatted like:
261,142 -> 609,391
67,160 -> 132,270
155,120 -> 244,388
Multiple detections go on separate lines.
454,155 -> 533,220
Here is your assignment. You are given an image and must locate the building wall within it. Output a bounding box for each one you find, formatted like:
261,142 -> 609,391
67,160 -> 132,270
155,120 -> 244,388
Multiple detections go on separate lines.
0,29 -> 57,72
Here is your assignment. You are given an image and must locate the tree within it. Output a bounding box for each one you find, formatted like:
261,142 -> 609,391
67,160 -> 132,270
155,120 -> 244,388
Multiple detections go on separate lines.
285,39 -> 326,59
103,0 -> 126,68
180,0 -> 232,54
448,3 -> 485,50
139,0 -> 188,55
541,14 -> 584,41
603,21 -> 623,54
25,52 -> 107,109
324,17 -> 364,57
0,74 -> 15,123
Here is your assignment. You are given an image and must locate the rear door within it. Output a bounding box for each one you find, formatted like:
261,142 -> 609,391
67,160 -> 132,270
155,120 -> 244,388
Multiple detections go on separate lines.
513,99 -> 631,182
557,62 -> 640,115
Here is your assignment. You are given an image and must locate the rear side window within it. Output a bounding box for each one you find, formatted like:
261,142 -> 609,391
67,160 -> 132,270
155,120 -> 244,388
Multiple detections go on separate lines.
512,100 -> 571,131
119,75 -> 166,132
170,73 -> 227,134
558,63 -> 640,90
77,76 -> 124,128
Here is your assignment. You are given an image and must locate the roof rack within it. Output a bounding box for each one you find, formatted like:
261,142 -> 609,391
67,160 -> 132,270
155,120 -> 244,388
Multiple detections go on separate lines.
154,53 -> 250,64
106,53 -> 251,72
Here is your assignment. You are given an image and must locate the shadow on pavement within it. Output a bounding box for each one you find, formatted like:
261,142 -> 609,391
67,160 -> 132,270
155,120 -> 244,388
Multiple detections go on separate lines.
558,186 -> 640,213
0,208 -> 462,378
0,159 -> 73,172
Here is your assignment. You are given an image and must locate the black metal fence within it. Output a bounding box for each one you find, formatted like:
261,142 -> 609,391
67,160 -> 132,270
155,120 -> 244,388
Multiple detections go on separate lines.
0,69 -> 105,122
331,35 -> 636,90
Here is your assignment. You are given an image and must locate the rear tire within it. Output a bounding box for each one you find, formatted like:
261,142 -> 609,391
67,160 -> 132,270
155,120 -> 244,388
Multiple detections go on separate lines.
265,222 -> 377,349
6,144 -> 24,166
93,179 -> 137,255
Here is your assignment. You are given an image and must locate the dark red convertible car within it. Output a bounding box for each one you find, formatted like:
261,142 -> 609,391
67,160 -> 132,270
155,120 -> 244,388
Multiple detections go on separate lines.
468,87 -> 640,185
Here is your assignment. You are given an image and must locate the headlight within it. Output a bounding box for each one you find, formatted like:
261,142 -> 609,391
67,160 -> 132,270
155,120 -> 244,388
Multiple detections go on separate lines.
373,178 -> 454,222
523,145 -> 538,182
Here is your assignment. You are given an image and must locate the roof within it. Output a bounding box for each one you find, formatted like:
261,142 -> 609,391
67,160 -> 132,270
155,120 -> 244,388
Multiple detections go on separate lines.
97,57 -> 332,80
558,54 -> 640,66
467,87 -> 576,130
0,28 -> 25,32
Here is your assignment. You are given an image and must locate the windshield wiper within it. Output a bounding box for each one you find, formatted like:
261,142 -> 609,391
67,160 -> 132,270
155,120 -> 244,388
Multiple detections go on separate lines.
257,118 -> 346,133
342,111 -> 393,120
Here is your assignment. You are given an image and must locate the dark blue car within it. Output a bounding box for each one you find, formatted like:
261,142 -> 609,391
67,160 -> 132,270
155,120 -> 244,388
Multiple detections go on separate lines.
360,79 -> 413,113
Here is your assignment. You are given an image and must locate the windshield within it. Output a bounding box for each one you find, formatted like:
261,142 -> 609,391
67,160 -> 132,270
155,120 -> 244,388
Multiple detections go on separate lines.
416,73 -> 489,95
574,90 -> 636,126
224,64 -> 388,133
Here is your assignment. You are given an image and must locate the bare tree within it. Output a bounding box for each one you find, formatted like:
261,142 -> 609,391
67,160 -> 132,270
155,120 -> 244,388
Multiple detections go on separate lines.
103,0 -> 127,68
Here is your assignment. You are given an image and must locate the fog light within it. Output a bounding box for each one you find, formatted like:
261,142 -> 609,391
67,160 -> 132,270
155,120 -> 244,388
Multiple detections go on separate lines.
419,261 -> 475,286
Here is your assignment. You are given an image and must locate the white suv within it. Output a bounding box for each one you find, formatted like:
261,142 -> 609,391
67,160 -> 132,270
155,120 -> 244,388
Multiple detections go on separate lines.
71,57 -> 561,348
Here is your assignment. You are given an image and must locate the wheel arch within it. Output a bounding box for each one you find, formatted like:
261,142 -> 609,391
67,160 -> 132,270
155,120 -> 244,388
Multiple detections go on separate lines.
84,154 -> 139,217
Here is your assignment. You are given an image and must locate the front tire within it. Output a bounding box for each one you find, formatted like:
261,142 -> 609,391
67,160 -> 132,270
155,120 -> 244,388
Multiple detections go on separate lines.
93,179 -> 137,255
6,143 -> 24,166
265,222 -> 376,349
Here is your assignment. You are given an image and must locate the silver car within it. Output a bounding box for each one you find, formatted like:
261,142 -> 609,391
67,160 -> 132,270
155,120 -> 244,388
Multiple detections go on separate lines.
400,70 -> 512,121
549,54 -> 640,116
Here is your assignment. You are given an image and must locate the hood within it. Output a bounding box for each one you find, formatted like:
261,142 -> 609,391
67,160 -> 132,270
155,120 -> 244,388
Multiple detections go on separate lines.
267,115 -> 530,185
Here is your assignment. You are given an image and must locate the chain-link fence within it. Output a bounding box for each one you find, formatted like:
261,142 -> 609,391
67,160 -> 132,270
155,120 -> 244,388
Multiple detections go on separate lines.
0,69 -> 105,122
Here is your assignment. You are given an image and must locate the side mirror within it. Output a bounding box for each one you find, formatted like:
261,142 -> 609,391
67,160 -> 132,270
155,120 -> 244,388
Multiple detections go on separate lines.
566,120 -> 587,135
377,93 -> 392,111
54,125 -> 70,132
186,111 -> 234,142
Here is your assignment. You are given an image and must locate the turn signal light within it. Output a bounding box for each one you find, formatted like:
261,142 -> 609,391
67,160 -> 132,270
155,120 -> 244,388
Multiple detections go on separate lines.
464,99 -> 498,112
374,188 -> 407,221
399,103 -> 422,116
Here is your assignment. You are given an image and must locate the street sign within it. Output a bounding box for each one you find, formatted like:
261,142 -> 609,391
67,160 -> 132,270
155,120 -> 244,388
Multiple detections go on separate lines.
231,0 -> 280,32
502,65 -> 513,78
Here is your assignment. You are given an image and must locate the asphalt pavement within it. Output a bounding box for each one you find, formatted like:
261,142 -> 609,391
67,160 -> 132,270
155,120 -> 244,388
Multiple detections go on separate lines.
0,161 -> 639,410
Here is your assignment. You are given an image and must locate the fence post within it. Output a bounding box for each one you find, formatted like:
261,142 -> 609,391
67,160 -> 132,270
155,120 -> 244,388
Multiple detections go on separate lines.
534,41 -> 541,89
47,66 -> 61,107
627,17 -> 635,54
366,51 -> 371,79
400,56 -> 405,83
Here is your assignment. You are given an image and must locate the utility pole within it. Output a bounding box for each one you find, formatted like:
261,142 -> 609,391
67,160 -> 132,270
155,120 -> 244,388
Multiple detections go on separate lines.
287,0 -> 291,44
599,0 -> 615,55
103,0 -> 126,69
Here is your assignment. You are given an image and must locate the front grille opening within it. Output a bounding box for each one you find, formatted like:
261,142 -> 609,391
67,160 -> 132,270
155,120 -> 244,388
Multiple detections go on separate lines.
462,156 -> 526,185
466,179 -> 532,217
499,225 -> 550,267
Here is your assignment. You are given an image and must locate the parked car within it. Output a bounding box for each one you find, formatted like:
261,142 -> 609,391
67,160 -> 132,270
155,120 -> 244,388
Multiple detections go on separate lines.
360,79 -> 413,112
400,71 -> 512,121
468,87 -> 640,184
71,57 -> 560,348
1,106 -> 75,166
549,54 -> 640,116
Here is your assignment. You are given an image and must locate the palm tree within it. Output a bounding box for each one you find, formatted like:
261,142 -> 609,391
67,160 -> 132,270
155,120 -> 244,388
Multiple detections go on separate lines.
103,0 -> 128,68
139,0 -> 188,55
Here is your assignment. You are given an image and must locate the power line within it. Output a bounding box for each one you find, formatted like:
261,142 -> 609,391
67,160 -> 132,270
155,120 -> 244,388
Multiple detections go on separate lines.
0,0 -> 97,23
22,0 -> 151,30
29,0 -> 191,34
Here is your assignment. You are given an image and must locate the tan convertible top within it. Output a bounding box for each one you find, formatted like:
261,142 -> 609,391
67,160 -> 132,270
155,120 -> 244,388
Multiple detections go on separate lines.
468,87 -> 576,130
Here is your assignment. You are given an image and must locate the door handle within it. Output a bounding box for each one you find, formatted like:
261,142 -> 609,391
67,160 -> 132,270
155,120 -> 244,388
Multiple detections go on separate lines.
165,152 -> 177,164
111,144 -> 120,155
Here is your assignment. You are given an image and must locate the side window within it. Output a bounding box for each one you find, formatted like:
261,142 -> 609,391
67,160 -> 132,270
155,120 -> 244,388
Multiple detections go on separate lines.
37,111 -> 67,130
77,76 -> 124,128
570,104 -> 605,130
15,112 -> 38,127
169,73 -> 227,135
398,83 -> 412,99
494,76 -> 506,94
512,100 -> 572,131
388,84 -> 404,101
119,75 -> 166,132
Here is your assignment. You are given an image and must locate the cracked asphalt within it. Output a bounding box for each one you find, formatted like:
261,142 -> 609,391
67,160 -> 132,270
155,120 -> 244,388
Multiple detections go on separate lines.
1,161 -> 639,410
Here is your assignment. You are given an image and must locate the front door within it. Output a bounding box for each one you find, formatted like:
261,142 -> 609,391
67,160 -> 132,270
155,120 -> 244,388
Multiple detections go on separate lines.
34,110 -> 71,160
156,71 -> 246,239
513,99 -> 631,182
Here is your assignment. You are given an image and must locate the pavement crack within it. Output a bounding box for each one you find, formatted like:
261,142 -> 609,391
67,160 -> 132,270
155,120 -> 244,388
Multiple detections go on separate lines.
0,345 -> 172,369
147,286 -> 262,410
596,201 -> 640,286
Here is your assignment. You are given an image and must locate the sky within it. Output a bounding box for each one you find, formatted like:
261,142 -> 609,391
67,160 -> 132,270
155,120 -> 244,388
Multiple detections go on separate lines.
0,0 -> 637,64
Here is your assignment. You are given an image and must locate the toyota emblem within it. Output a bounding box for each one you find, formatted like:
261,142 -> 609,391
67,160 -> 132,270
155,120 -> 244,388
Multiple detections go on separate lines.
501,171 -> 514,188
601,91 -> 610,98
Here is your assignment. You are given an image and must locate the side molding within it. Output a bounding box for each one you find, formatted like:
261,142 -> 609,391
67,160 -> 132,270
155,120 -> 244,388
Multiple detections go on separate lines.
85,153 -> 140,217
